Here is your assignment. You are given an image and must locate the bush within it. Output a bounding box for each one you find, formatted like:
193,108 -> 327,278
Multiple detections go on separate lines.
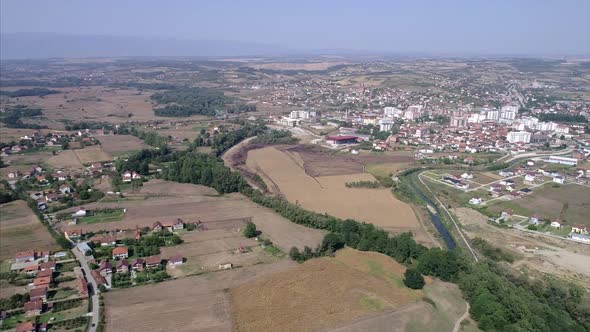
403,268 -> 425,289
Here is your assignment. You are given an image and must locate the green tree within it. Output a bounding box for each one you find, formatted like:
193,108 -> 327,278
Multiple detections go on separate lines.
243,221 -> 257,238
289,247 -> 302,262
403,268 -> 425,289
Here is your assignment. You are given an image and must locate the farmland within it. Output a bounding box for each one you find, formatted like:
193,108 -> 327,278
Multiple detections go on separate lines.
98,135 -> 147,155
104,260 -> 296,332
246,146 -> 420,234
45,145 -> 113,169
0,200 -> 60,260
60,180 -> 326,252
486,183 -> 590,226
230,248 -> 467,332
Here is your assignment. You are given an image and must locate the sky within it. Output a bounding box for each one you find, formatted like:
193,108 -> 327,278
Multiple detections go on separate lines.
1,0 -> 589,56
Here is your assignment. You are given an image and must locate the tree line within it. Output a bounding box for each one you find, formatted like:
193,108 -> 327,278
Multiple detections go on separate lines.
538,113 -> 588,123
0,87 -> 61,97
151,87 -> 255,117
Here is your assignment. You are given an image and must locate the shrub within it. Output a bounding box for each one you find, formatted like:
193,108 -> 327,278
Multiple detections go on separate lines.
403,268 -> 425,289
243,221 -> 257,238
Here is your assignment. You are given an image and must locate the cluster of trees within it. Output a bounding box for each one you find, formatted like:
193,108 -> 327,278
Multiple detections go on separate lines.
134,266 -> 169,284
251,130 -> 299,145
344,180 -> 381,189
486,162 -> 510,171
0,293 -> 29,311
162,152 -> 246,194
460,262 -> 588,331
111,82 -> 177,90
0,87 -> 60,97
538,113 -> 588,123
119,231 -> 183,257
403,268 -> 425,289
471,238 -> 515,263
0,105 -> 47,129
243,221 -> 257,238
150,87 -> 253,117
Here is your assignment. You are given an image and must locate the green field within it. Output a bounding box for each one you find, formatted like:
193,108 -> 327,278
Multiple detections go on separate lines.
487,184 -> 590,226
78,209 -> 124,224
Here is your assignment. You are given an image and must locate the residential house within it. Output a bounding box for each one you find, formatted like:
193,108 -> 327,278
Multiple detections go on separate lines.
152,221 -> 163,232
571,233 -> 590,244
524,173 -> 536,183
131,258 -> 145,272
24,299 -> 43,317
553,176 -> 565,184
122,170 -> 141,183
112,247 -> 129,260
15,322 -> 37,332
550,220 -> 563,229
97,260 -> 113,277
168,256 -> 184,266
461,173 -> 473,179
116,260 -> 129,274
91,236 -> 117,247
33,276 -> 52,288
65,229 -> 83,242
15,250 -> 36,263
469,197 -> 482,205
59,184 -> 72,195
529,215 -> 541,226
37,269 -> 53,278
572,224 -> 589,235
72,208 -> 87,218
499,170 -> 514,177
24,265 -> 39,275
91,270 -> 108,289
39,262 -> 56,271
218,263 -> 233,270
145,256 -> 161,269
29,287 -> 48,302
78,276 -> 88,298
44,193 -> 59,203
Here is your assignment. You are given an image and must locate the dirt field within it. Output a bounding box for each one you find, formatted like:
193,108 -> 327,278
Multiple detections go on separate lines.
137,179 -> 218,196
0,200 -> 60,260
14,86 -> 162,123
46,150 -> 84,169
162,229 -> 278,277
104,259 -> 296,332
74,145 -> 113,164
230,248 -> 425,332
454,207 -> 590,286
60,181 -> 325,252
246,147 -> 419,233
98,135 -> 147,154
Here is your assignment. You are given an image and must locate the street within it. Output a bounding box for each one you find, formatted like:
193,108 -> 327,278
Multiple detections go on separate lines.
72,244 -> 100,332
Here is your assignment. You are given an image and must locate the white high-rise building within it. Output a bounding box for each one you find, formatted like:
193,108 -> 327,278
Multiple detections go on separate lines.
520,116 -> 539,128
383,107 -> 402,118
290,110 -> 317,120
486,110 -> 499,121
506,131 -> 532,143
534,122 -> 556,131
500,106 -> 516,122
379,119 -> 394,132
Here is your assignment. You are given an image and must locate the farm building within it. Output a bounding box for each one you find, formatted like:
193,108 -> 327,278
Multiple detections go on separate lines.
544,156 -> 578,166
325,135 -> 359,145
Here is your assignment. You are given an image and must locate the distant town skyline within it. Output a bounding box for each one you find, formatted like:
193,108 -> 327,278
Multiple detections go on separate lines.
1,0 -> 589,57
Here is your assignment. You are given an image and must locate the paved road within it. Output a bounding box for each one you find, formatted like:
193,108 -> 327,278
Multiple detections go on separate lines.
72,244 -> 99,332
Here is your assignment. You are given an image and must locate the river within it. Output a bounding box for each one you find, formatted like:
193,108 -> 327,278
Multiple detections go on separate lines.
413,186 -> 457,250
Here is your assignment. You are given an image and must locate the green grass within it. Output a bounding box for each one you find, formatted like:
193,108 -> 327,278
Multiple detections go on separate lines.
77,210 -> 124,224
360,296 -> 384,310
0,260 -> 12,272
50,288 -> 77,301
1,313 -> 28,329
263,244 -> 283,257
366,260 -> 405,288
39,311 -> 66,323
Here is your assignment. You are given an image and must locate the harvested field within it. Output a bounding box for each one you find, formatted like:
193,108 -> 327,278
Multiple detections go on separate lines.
0,200 -> 60,260
137,179 -> 218,196
162,229 -> 277,277
60,190 -> 325,252
230,248 -> 424,332
46,150 -> 83,169
74,145 -> 113,164
98,135 -> 146,154
14,86 -> 161,123
104,260 -> 296,332
246,147 -> 419,233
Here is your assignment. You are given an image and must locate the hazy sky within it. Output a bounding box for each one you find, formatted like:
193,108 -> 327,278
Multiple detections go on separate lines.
2,0 -> 589,55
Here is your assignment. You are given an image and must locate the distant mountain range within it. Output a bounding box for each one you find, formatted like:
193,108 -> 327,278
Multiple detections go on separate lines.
0,33 -> 298,59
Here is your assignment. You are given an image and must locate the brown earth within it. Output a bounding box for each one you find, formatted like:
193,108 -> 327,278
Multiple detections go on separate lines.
104,259 -> 296,332
453,207 -> 590,286
74,145 -> 113,164
230,248 -> 424,332
0,200 -> 60,260
46,150 -> 83,169
60,181 -> 326,252
98,135 -> 147,154
246,147 -> 419,233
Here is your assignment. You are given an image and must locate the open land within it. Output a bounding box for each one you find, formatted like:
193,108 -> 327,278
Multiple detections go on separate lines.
486,183 -> 590,227
60,180 -> 326,252
0,200 -> 60,260
230,248 -> 468,332
98,135 -> 147,155
104,259 -> 296,332
246,146 -> 419,233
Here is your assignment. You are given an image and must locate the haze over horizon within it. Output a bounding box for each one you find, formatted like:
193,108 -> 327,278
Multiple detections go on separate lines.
1,0 -> 589,59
